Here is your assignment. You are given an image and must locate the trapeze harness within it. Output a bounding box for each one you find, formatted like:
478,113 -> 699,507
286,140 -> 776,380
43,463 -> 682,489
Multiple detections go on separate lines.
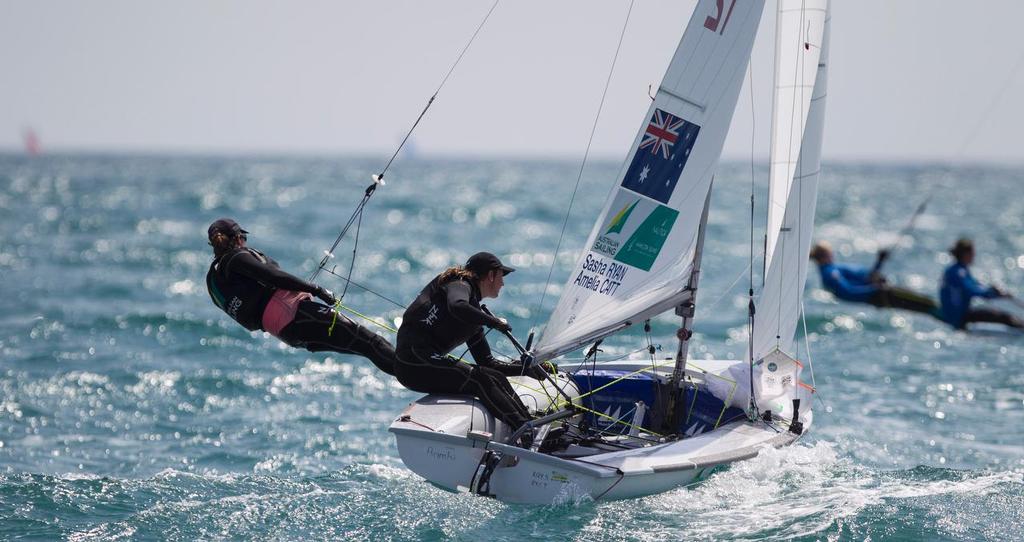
395,276 -> 533,430
206,247 -> 397,375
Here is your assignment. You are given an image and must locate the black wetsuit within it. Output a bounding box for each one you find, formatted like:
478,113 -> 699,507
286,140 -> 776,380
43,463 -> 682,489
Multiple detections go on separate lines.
395,275 -> 533,430
206,247 -> 397,375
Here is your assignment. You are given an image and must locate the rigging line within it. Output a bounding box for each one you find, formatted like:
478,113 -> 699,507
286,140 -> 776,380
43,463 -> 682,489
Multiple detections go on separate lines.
561,358 -> 679,408
746,58 -> 757,369
874,42 -> 1024,262
643,321 -> 661,411
748,59 -> 757,296
376,0 -> 502,184
317,267 -> 406,309
311,1 -> 501,285
697,262 -> 752,318
334,303 -> 397,333
783,14 -> 802,343
531,0 -> 636,330
799,297 -> 826,409
310,188 -> 372,282
881,193 -> 932,256
775,0 -> 809,345
593,473 -> 626,502
798,308 -> 812,383
569,403 -> 664,438
955,48 -> 1024,158
563,346 -> 648,375
337,200 -> 365,302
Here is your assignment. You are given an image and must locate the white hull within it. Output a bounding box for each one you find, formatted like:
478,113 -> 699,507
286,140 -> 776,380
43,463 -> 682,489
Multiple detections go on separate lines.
390,360 -> 811,504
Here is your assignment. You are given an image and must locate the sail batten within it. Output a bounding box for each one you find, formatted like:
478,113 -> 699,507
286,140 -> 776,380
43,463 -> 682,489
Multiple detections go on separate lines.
534,0 -> 767,362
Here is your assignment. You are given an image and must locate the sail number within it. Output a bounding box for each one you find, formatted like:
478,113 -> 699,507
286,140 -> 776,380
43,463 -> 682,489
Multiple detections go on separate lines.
704,0 -> 737,35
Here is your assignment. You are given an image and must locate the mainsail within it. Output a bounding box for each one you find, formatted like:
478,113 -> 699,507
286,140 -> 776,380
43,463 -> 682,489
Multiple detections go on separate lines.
753,0 -> 830,361
534,0 -> 767,362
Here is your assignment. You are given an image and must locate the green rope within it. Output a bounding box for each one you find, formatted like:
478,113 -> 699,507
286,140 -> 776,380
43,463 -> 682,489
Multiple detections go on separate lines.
557,359 -> 675,408
328,302 -> 398,336
575,402 -> 664,438
509,378 -> 662,437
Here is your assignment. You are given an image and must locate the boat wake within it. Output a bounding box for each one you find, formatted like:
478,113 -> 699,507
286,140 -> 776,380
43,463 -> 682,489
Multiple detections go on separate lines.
580,440 -> 1023,540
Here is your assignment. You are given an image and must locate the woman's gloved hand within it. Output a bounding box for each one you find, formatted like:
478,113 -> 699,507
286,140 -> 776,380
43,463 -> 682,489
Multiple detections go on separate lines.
313,286 -> 337,306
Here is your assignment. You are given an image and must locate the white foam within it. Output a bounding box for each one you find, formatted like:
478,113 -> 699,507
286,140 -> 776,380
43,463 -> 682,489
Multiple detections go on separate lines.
593,441 -> 1024,540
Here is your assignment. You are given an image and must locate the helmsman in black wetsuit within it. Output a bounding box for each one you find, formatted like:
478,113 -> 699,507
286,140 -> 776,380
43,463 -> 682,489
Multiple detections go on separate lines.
204,218 -> 397,375
395,252 -> 547,433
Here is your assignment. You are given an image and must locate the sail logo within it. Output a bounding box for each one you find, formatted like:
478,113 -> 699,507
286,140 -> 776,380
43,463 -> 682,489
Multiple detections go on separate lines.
592,189 -> 679,272
620,108 -> 700,204
604,200 -> 638,236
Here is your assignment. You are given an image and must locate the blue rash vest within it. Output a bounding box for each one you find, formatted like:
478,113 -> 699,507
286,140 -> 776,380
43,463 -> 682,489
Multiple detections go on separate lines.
939,262 -> 999,327
817,262 -> 879,303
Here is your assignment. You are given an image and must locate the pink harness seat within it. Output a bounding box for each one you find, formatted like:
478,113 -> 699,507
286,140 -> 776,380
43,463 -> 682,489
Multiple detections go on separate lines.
262,289 -> 312,335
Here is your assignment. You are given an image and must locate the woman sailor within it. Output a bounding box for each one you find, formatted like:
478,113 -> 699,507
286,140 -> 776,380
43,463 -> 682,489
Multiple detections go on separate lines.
205,218 -> 398,375
395,252 -> 547,439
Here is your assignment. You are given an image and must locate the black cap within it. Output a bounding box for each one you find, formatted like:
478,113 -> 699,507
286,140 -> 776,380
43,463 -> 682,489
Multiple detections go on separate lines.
465,252 -> 514,276
208,218 -> 248,239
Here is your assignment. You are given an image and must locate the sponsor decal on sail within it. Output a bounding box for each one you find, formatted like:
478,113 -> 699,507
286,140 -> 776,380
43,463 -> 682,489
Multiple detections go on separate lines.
591,189 -> 679,272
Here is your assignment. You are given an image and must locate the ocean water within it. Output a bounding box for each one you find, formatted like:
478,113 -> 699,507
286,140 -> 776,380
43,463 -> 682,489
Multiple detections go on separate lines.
1,153 -> 1022,541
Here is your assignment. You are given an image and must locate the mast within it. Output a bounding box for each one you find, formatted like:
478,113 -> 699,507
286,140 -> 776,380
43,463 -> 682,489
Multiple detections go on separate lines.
663,184 -> 712,433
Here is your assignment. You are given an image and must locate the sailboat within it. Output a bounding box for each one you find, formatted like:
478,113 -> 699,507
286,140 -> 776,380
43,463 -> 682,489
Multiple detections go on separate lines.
389,0 -> 830,504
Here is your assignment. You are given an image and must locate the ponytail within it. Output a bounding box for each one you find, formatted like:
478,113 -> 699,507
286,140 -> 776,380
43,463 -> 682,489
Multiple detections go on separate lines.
438,265 -> 478,284
210,232 -> 238,259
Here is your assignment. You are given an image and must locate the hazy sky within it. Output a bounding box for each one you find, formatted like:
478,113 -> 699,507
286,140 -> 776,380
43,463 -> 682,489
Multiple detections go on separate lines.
2,1 -> 1023,163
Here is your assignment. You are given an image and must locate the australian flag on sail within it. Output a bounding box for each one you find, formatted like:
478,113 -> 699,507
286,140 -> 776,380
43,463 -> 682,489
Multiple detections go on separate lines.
620,108 -> 700,204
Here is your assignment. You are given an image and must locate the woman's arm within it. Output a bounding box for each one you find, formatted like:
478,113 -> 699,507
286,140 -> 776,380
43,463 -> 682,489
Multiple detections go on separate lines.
444,280 -> 506,328
226,250 -> 319,293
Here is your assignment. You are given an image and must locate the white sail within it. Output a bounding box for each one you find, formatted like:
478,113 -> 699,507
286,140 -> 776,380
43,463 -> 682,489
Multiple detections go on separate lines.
753,0 -> 830,361
535,0 -> 766,362
763,0 -> 828,267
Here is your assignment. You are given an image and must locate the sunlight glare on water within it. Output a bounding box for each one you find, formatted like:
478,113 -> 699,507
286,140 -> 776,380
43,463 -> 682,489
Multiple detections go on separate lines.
0,154 -> 1022,540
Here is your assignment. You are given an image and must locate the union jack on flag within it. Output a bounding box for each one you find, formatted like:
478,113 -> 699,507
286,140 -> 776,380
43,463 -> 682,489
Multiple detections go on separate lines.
621,108 -> 700,204
639,109 -> 685,159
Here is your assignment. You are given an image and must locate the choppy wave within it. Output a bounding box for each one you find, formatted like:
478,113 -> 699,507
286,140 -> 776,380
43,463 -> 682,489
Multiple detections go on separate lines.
2,155 -> 1024,539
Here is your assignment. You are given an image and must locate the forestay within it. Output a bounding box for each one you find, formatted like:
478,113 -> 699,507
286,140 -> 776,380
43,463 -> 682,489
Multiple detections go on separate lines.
753,0 -> 830,361
534,0 -> 767,362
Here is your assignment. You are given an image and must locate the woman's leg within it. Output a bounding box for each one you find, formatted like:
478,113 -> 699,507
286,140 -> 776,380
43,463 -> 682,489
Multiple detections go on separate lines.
885,287 -> 940,315
394,348 -> 530,429
470,366 -> 533,420
465,366 -> 533,423
870,287 -> 939,315
964,307 -> 1024,330
278,300 -> 398,375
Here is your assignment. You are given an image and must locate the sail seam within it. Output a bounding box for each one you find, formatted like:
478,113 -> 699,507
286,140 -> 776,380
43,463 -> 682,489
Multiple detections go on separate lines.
657,86 -> 706,112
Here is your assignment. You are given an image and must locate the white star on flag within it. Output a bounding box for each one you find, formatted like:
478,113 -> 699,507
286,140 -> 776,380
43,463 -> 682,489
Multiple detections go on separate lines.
638,165 -> 650,183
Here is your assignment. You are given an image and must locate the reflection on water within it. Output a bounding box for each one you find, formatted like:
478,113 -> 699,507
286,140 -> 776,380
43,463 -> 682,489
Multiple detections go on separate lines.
0,154 -> 1022,540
